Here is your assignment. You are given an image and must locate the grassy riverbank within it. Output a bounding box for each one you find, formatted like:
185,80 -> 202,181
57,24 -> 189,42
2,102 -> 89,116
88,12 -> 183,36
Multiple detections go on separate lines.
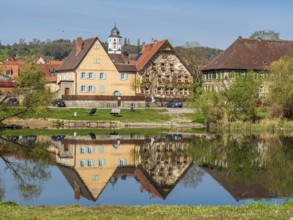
0,128 -> 171,136
1,201 -> 292,220
33,108 -> 170,122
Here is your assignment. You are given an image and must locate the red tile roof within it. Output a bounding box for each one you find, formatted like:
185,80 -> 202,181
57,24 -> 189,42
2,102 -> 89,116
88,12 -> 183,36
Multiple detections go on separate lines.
131,40 -> 167,71
201,37 -> 293,71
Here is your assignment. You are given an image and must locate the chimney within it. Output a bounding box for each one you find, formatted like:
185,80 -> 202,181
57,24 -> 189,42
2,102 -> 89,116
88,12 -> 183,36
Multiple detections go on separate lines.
154,39 -> 158,44
76,37 -> 83,55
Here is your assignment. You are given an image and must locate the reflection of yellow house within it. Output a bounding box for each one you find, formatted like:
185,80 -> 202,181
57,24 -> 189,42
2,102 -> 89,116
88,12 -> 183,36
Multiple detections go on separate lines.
51,135 -> 194,201
52,136 -> 142,201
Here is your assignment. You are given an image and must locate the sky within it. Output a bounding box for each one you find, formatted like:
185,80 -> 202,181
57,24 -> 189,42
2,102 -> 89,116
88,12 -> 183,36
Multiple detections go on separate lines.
1,0 -> 293,49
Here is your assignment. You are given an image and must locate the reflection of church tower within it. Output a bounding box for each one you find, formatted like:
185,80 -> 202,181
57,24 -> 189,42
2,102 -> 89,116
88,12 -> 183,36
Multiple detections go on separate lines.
108,24 -> 122,54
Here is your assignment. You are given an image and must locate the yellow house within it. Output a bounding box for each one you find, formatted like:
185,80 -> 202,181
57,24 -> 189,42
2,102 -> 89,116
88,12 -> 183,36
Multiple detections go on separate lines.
57,37 -> 144,107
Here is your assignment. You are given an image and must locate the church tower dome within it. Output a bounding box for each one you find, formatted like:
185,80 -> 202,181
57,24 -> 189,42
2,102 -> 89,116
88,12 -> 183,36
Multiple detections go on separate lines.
108,24 -> 122,54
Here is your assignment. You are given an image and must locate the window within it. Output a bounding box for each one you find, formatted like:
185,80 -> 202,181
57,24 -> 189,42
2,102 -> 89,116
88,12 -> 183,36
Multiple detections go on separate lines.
92,175 -> 99,181
120,73 -> 128,80
81,72 -> 86,79
99,86 -> 105,93
89,146 -> 95,153
260,84 -> 264,92
6,70 -> 12,77
88,160 -> 95,167
98,72 -> 106,80
92,188 -> 98,194
118,159 -> 127,166
94,44 -> 100,50
68,73 -> 72,79
98,146 -> 104,153
93,58 -> 100,64
58,74 -> 62,81
88,86 -> 93,92
81,86 -> 86,92
97,159 -> 106,167
88,72 -> 93,79
62,74 -> 66,80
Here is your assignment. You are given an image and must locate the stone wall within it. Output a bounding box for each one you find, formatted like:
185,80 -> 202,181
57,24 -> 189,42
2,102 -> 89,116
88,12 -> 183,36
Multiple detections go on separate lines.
64,100 -> 145,108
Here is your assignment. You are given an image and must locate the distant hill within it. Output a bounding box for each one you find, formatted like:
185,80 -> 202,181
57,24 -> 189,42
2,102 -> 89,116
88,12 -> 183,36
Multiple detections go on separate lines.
0,39 -> 222,72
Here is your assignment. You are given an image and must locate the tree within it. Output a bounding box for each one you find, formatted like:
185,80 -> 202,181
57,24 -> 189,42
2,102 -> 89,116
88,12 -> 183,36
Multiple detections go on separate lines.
249,30 -> 280,40
0,136 -> 52,201
190,71 -> 261,126
268,57 -> 293,119
176,42 -> 222,82
0,57 -> 53,126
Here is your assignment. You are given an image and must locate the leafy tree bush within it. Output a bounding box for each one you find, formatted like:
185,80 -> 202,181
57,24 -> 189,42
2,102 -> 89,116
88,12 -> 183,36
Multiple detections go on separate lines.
268,57 -> 293,119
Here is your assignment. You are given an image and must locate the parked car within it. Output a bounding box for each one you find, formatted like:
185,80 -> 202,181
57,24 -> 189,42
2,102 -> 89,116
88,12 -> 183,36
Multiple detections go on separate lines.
165,100 -> 183,108
52,99 -> 66,107
6,97 -> 19,106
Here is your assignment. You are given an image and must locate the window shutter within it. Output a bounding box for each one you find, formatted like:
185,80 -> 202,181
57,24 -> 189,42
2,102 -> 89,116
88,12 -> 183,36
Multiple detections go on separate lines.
78,147 -> 82,153
123,159 -> 127,165
79,86 -> 82,93
99,86 -> 105,93
85,86 -> 89,92
104,73 -> 107,79
93,72 -> 96,79
86,72 -> 89,79
91,146 -> 95,153
93,86 -> 96,92
125,74 -> 128,80
80,73 -> 82,79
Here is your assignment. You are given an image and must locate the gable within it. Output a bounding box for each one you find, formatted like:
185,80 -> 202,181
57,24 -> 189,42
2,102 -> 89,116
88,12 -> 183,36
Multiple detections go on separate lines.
78,39 -> 118,72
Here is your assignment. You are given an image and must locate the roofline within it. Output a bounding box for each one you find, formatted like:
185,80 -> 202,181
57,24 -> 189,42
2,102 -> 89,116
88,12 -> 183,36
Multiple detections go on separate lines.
57,37 -> 121,73
138,40 -> 193,75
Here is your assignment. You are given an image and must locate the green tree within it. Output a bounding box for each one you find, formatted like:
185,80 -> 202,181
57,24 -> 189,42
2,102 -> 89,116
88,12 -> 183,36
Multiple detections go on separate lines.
268,57 -> 293,119
249,30 -> 280,40
0,57 -> 53,125
190,71 -> 261,126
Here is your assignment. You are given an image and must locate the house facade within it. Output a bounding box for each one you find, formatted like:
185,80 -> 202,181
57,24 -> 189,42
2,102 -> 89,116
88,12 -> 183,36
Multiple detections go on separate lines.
57,37 -> 143,108
201,37 -> 293,100
131,40 -> 193,102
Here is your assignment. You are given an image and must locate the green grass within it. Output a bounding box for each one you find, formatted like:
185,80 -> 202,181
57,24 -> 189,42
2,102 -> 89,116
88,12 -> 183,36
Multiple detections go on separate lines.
23,108 -> 170,122
0,201 -> 292,220
0,128 -> 169,136
186,112 -> 206,123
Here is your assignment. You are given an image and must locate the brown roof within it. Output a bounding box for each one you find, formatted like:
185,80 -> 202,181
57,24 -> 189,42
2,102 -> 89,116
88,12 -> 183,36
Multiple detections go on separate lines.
201,37 -> 293,71
131,40 -> 167,71
115,64 -> 137,72
57,38 -> 98,72
108,54 -> 137,72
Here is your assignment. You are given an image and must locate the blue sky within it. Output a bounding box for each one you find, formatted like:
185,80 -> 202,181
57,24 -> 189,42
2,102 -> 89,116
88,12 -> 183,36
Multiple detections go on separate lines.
1,0 -> 293,49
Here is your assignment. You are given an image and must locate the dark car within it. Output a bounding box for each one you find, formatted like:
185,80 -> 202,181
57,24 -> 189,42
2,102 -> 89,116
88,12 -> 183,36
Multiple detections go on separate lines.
52,99 -> 66,107
7,97 -> 19,106
165,100 -> 183,108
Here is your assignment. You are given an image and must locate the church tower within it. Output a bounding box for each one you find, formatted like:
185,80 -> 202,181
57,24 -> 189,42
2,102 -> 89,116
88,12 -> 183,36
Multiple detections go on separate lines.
108,24 -> 122,54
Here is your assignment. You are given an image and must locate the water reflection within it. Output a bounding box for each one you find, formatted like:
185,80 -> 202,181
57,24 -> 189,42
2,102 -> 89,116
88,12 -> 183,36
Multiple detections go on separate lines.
0,133 -> 292,205
0,135 -> 52,201
49,134 -> 195,201
189,134 -> 293,200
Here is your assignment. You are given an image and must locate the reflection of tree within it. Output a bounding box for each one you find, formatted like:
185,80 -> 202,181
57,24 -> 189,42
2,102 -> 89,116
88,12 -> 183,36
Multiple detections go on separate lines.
187,134 -> 293,197
180,164 -> 204,188
0,136 -> 52,201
